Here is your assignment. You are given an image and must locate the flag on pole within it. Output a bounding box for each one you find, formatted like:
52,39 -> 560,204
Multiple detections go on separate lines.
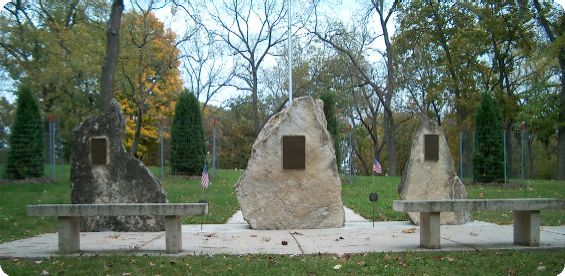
201,163 -> 209,189
373,158 -> 382,175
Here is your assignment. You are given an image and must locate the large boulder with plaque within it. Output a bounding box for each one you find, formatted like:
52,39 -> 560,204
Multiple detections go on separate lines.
235,96 -> 345,229
398,116 -> 472,225
70,100 -> 167,231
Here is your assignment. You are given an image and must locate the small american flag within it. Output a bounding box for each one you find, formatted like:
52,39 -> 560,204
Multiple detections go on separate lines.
373,158 -> 382,175
201,163 -> 209,189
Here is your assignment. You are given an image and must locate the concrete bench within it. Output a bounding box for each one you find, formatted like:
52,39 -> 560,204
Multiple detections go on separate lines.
393,198 -> 564,249
27,203 -> 208,254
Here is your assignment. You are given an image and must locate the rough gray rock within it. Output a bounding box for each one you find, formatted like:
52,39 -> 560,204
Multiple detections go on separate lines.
70,100 -> 168,231
235,97 -> 345,230
398,116 -> 472,225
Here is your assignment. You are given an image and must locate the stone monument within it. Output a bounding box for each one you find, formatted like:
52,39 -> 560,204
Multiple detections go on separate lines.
70,100 -> 168,231
398,116 -> 472,225
235,96 -> 345,229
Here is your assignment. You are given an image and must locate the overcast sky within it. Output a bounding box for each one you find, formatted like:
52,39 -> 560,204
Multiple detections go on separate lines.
1,0 -> 564,104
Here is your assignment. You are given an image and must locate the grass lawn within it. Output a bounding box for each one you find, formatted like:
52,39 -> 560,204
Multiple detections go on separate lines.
1,166 -> 564,243
1,250 -> 564,275
1,166 -> 564,274
342,176 -> 565,226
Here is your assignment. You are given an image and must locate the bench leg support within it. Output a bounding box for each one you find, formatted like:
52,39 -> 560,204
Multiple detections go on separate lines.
165,215 -> 182,253
513,210 -> 540,246
58,216 -> 80,254
420,212 -> 440,249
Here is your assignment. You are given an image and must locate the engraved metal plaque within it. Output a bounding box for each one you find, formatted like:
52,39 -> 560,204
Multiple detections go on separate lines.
424,134 -> 439,161
282,136 -> 305,169
91,138 -> 107,165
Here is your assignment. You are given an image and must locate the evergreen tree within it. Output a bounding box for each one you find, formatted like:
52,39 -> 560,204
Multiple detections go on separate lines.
473,93 -> 504,183
320,92 -> 341,171
169,90 -> 206,175
4,85 -> 44,179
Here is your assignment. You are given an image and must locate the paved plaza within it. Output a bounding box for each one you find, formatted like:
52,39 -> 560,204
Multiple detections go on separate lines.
1,208 -> 563,258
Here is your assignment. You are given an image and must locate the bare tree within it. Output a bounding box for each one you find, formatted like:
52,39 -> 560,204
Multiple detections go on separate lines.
309,0 -> 401,175
208,0 -> 287,135
181,28 -> 234,111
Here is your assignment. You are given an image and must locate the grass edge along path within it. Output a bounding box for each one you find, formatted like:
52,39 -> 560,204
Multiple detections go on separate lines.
1,250 -> 564,275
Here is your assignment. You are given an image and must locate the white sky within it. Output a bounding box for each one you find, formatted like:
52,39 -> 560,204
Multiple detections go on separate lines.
2,0 -> 563,104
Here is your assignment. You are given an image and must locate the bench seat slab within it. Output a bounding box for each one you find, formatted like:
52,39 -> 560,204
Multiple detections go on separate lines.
58,217 -> 80,254
420,212 -> 440,249
513,210 -> 540,246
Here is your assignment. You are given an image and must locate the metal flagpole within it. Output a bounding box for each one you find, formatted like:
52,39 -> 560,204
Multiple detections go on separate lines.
288,0 -> 292,105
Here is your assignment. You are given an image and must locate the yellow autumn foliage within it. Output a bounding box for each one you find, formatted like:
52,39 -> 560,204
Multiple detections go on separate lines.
115,11 -> 182,160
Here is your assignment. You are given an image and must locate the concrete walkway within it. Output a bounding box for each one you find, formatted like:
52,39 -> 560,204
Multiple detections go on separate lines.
227,207 -> 368,224
1,213 -> 564,258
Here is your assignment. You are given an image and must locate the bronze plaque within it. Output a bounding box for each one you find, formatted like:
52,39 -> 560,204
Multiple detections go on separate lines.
282,136 -> 305,169
91,138 -> 107,165
424,134 -> 439,161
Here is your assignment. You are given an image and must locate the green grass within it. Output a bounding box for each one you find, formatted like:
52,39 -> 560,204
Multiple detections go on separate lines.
341,175 -> 565,226
341,176 -> 405,222
466,179 -> 565,225
1,250 -> 563,275
0,165 -> 71,243
1,166 -> 564,274
0,166 -> 563,244
162,169 -> 241,224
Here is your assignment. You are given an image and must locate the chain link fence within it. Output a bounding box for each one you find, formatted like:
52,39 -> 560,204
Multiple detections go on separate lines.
454,122 -> 556,186
0,117 -> 66,180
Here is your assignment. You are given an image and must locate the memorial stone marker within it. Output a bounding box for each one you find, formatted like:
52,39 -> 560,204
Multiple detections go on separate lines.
398,116 -> 472,225
71,100 -> 168,231
235,97 -> 345,229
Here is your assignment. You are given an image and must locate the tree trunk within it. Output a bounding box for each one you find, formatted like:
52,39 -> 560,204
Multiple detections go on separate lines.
527,133 -> 534,178
379,2 -> 398,176
558,67 -> 565,179
100,0 -> 124,112
383,109 -> 397,176
252,68 -> 260,136
129,107 -> 144,157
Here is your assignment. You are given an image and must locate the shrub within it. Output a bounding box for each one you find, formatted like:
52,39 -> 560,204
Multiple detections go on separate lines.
169,90 -> 206,175
4,85 -> 44,179
473,92 -> 504,183
320,92 -> 340,171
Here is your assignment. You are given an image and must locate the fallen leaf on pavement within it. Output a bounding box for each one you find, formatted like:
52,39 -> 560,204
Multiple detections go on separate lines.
469,232 -> 479,236
402,228 -> 417,234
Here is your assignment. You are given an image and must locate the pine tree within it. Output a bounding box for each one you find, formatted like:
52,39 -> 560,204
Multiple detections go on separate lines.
4,85 -> 44,179
320,92 -> 341,171
473,92 -> 504,183
169,90 -> 206,175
